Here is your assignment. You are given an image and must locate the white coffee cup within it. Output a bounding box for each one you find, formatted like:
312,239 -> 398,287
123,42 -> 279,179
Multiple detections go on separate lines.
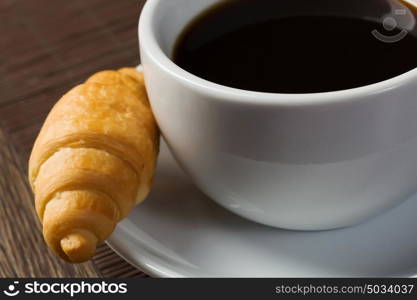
139,0 -> 417,230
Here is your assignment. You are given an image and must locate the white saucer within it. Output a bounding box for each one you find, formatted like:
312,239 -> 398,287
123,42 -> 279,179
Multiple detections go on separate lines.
106,140 -> 417,277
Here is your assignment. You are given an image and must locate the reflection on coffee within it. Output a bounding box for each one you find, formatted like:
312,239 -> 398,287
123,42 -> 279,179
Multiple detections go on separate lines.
173,0 -> 417,93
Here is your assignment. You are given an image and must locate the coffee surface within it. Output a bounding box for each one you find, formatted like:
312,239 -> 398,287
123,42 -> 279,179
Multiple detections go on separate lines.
173,0 -> 417,93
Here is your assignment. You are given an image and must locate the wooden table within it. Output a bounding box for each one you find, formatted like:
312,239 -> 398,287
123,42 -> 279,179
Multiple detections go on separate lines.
0,0 -> 147,277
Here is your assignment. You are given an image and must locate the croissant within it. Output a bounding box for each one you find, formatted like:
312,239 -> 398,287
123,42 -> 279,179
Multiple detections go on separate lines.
28,68 -> 159,263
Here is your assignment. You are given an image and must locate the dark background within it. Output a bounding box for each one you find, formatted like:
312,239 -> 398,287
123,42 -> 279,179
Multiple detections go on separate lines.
0,0 -> 147,277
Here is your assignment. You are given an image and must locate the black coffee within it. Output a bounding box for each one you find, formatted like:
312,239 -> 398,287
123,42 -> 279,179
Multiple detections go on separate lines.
173,0 -> 417,93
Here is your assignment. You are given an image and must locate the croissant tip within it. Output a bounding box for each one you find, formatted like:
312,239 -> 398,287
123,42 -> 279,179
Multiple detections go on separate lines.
60,230 -> 98,263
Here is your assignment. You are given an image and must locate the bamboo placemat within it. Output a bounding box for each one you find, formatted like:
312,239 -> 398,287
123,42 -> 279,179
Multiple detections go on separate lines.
0,0 -> 148,278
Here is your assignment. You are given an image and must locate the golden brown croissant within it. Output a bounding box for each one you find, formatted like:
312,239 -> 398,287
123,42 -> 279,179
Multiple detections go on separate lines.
28,68 -> 159,263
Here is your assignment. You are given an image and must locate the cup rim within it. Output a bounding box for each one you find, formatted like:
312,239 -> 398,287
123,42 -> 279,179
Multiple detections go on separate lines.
139,0 -> 417,106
